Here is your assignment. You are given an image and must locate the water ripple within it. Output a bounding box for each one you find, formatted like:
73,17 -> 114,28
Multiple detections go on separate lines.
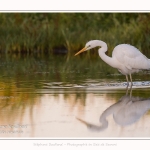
43,81 -> 150,90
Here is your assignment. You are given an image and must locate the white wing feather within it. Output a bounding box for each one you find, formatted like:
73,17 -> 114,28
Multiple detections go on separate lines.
112,44 -> 150,70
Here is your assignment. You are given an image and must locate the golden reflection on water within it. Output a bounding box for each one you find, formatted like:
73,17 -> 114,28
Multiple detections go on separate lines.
0,87 -> 150,137
0,54 -> 150,138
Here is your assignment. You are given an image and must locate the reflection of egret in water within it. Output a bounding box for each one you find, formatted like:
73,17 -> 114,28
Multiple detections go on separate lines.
76,88 -> 150,131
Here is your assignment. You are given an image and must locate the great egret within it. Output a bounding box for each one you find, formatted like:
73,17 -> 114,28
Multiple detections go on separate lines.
75,40 -> 150,87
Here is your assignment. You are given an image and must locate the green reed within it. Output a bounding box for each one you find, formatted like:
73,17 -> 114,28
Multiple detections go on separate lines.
0,13 -> 150,55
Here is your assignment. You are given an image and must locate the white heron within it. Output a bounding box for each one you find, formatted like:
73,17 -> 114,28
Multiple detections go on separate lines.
75,40 -> 150,87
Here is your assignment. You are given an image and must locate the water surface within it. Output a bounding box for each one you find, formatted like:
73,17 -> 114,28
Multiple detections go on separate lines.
0,54 -> 150,138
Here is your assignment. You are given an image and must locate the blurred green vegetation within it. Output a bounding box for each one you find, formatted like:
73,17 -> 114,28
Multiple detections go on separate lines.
0,13 -> 150,54
0,53 -> 117,83
0,54 -> 149,87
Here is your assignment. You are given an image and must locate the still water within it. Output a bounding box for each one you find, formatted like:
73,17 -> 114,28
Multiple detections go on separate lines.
0,54 -> 150,138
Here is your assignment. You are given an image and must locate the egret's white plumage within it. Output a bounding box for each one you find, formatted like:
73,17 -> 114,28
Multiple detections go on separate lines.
75,40 -> 150,86
112,44 -> 150,74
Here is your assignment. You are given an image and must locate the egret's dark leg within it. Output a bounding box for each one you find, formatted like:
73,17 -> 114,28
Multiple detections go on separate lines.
126,75 -> 130,86
129,74 -> 133,88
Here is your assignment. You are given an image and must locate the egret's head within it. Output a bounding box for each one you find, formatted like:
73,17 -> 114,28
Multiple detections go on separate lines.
74,40 -> 99,56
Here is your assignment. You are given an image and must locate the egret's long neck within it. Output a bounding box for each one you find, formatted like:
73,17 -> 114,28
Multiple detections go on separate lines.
97,41 -> 117,68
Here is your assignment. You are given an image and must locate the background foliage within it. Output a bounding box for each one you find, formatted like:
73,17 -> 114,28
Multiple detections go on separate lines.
0,13 -> 150,55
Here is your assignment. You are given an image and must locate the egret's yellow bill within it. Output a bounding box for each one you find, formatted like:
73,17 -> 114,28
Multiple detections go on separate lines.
74,47 -> 86,56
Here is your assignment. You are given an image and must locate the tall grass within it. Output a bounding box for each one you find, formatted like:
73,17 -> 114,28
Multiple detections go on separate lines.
0,13 -> 150,54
